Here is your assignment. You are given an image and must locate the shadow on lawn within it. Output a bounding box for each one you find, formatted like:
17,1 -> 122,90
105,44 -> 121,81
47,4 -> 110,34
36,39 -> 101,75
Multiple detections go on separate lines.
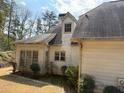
39,74 -> 75,93
0,73 -> 75,93
0,74 -> 48,87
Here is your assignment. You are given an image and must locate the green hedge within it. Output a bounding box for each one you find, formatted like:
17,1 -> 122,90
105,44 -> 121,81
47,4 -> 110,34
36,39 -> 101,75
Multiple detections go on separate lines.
80,74 -> 95,93
65,66 -> 78,91
103,86 -> 123,93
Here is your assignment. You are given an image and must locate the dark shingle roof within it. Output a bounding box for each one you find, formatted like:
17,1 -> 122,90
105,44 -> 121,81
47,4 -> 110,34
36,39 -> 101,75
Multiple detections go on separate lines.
59,13 -> 66,17
15,34 -> 56,44
46,25 -> 62,44
73,1 -> 124,39
15,25 -> 61,44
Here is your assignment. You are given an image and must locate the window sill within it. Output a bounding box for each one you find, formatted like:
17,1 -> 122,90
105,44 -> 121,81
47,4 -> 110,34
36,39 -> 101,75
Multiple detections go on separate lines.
64,32 -> 71,34
54,61 -> 66,62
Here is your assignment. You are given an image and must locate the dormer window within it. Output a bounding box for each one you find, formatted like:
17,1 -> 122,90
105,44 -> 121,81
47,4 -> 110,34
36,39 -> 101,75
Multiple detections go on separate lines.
64,23 -> 71,32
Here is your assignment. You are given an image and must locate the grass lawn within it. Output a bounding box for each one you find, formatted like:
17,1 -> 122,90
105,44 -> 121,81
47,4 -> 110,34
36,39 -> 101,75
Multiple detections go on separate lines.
0,67 -> 66,93
14,72 -> 75,93
39,74 -> 75,93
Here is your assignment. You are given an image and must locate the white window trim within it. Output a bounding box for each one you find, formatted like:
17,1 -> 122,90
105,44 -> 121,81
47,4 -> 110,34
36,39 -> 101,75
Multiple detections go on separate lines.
20,50 -> 38,67
54,51 -> 66,62
64,23 -> 72,33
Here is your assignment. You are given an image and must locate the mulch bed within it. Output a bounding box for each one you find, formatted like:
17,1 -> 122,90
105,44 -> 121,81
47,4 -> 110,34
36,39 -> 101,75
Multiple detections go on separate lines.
14,71 -> 35,79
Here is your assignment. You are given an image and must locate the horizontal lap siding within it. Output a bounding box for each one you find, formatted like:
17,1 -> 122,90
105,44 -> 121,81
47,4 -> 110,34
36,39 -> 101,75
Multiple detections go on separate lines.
81,41 -> 124,93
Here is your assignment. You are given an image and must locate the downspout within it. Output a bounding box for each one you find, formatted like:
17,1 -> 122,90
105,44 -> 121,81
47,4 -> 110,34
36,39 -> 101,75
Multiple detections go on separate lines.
78,39 -> 83,93
44,41 -> 50,74
47,45 -> 50,74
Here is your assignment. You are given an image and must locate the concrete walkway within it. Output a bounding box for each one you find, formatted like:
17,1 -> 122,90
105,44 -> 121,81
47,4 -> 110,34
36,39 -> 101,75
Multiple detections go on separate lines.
0,67 -> 65,93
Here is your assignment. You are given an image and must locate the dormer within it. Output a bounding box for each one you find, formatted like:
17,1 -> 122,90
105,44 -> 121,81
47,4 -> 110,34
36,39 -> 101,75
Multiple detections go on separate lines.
59,12 -> 77,32
58,12 -> 77,44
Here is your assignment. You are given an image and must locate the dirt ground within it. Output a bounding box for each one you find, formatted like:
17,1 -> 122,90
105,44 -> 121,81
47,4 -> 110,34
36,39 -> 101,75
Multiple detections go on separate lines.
0,67 -> 65,93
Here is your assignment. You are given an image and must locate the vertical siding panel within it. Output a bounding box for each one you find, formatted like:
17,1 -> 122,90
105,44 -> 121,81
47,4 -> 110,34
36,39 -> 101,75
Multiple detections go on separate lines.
81,41 -> 124,93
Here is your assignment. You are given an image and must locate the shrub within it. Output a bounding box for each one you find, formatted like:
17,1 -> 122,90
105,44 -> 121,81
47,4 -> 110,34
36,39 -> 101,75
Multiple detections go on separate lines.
103,86 -> 123,93
80,74 -> 95,93
30,63 -> 40,77
65,66 -> 78,91
61,65 -> 67,75
10,62 -> 17,73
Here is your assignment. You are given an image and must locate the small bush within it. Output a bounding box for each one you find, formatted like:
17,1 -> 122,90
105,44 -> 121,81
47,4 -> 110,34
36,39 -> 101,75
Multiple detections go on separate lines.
103,86 -> 123,93
65,66 -> 78,91
30,63 -> 40,78
61,65 -> 67,75
80,74 -> 95,93
10,62 -> 17,73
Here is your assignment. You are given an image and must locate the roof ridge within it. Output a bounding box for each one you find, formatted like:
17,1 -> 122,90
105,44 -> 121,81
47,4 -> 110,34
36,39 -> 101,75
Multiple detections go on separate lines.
109,0 -> 124,3
79,2 -> 106,19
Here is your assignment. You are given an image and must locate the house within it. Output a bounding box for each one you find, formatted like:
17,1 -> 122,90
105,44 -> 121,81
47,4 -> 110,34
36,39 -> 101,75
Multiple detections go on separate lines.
72,0 -> 124,92
15,12 -> 80,75
15,0 -> 124,92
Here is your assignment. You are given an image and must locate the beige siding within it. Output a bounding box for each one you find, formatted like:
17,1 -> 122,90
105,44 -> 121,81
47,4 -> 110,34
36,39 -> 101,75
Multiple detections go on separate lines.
49,45 -> 80,75
16,44 -> 47,74
81,41 -> 124,93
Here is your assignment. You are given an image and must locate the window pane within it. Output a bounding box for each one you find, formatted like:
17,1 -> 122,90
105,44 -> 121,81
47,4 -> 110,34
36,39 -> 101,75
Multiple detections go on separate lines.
61,57 -> 65,61
55,51 -> 59,61
65,23 -> 71,32
20,51 -> 25,66
61,52 -> 65,57
60,52 -> 65,61
32,51 -> 38,63
25,51 -> 32,65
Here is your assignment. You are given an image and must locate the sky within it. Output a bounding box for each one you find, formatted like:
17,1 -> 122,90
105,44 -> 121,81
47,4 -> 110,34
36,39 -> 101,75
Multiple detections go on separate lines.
15,0 -> 117,18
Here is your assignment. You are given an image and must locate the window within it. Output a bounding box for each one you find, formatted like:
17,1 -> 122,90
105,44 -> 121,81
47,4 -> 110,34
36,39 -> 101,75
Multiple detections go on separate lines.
60,52 -> 65,61
33,51 -> 38,63
20,51 -> 26,66
65,23 -> 71,32
55,51 -> 59,61
26,51 -> 32,65
54,51 -> 65,61
20,50 -> 38,67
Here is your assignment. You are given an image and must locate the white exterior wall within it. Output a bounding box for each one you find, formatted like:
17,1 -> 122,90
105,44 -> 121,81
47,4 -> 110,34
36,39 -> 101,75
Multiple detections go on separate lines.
49,45 -> 80,74
49,17 -> 79,75
16,15 -> 79,75
81,40 -> 124,93
16,44 -> 47,74
62,17 -> 76,45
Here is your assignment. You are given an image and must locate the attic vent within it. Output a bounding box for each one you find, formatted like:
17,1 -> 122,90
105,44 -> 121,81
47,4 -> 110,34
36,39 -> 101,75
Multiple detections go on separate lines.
85,15 -> 89,20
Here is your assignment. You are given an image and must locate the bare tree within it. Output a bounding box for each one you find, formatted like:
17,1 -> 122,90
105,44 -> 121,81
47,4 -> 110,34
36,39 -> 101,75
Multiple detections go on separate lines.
36,17 -> 42,33
27,16 -> 37,37
10,6 -> 32,40
42,10 -> 58,32
18,7 -> 31,39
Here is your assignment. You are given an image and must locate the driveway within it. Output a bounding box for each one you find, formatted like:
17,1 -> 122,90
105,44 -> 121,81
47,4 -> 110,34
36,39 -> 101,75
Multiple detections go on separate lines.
0,67 -> 65,93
